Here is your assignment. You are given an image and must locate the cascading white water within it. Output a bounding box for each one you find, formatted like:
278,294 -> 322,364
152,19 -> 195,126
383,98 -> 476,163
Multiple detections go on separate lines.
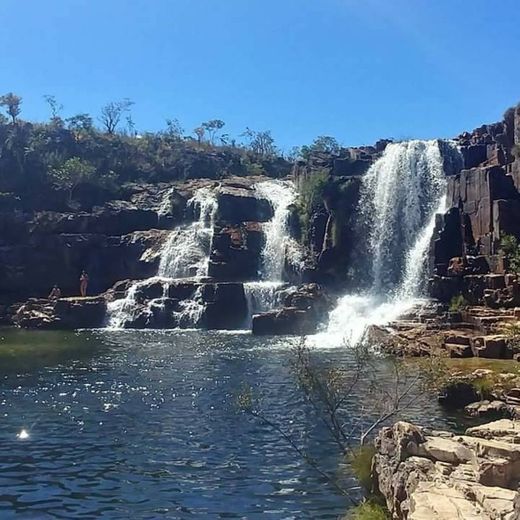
360,140 -> 448,293
158,188 -> 217,278
158,187 -> 175,215
106,188 -> 217,329
244,180 -> 302,318
322,140 -> 461,346
254,180 -> 298,281
243,281 -> 284,324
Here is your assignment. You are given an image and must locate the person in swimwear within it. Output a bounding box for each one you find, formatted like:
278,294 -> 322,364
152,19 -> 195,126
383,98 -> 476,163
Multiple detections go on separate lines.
48,285 -> 61,300
80,271 -> 89,297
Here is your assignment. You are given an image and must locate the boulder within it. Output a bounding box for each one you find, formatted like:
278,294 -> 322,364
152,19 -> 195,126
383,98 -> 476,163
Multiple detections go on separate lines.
252,307 -> 317,335
251,283 -> 332,336
428,276 -> 462,303
438,382 -> 479,408
465,400 -> 509,419
472,335 -> 507,359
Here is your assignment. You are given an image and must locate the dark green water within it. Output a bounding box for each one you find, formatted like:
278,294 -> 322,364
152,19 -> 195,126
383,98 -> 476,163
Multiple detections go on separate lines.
0,329 -> 464,519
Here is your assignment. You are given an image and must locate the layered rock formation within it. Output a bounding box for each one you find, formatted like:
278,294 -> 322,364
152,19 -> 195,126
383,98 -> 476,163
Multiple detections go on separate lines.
430,106 -> 520,307
373,419 -> 520,519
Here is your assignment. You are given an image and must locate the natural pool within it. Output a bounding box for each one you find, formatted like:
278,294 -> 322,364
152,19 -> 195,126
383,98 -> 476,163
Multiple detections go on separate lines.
0,328 -> 467,519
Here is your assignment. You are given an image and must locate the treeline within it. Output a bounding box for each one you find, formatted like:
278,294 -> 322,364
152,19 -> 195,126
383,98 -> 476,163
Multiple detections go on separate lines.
0,92 -> 345,208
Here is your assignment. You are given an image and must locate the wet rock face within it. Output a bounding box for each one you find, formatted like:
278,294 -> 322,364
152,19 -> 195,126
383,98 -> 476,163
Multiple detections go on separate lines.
208,222 -> 265,281
28,205 -> 160,236
373,419 -> 520,519
200,282 -> 248,329
216,186 -> 273,224
107,279 -> 248,331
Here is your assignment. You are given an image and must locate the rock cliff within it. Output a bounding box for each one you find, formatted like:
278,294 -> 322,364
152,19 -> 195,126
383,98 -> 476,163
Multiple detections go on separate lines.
430,105 -> 520,307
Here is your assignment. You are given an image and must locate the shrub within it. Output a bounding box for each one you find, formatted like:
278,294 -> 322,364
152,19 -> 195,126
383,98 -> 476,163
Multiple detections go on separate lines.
449,294 -> 468,312
349,445 -> 376,492
348,500 -> 390,520
48,157 -> 96,200
296,169 -> 329,239
500,321 -> 520,352
500,234 -> 520,273
472,376 -> 493,400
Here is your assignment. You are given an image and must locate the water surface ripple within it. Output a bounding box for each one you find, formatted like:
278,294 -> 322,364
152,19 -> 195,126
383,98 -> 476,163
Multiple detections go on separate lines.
0,329 -> 463,519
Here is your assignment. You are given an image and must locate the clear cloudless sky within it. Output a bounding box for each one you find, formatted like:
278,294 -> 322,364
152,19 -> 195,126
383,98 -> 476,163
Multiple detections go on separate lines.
1,0 -> 519,150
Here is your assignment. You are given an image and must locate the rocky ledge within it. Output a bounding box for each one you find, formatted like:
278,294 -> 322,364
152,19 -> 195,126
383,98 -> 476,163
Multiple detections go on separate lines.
10,281 -> 334,333
369,302 -> 520,360
13,296 -> 107,330
373,419 -> 520,519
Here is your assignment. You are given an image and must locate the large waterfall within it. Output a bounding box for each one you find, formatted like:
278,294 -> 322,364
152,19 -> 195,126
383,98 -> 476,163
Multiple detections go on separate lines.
106,188 -> 217,329
324,140 -> 460,345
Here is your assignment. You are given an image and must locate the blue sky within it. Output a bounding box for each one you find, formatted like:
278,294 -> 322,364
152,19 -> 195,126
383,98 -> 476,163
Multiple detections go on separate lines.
1,0 -> 519,150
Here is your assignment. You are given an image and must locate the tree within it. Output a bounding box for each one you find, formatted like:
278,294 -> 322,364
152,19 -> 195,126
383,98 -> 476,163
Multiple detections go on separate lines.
286,146 -> 302,161
301,135 -> 340,160
66,113 -> 94,134
43,94 -> 63,122
164,118 -> 183,139
99,99 -> 134,134
202,119 -> 225,145
0,92 -> 22,124
242,127 -> 277,157
193,126 -> 205,145
48,157 -> 96,202
238,338 -> 436,506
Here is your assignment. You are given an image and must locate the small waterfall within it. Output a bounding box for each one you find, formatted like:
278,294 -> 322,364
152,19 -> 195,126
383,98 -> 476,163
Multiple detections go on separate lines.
254,180 -> 299,281
106,277 -> 166,329
241,180 -> 301,321
173,286 -> 205,328
243,281 -> 284,322
322,140 -> 461,345
158,187 -> 175,215
106,188 -> 217,329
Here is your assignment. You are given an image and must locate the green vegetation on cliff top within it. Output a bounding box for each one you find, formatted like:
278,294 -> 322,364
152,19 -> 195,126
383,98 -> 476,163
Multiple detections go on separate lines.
0,92 -> 351,211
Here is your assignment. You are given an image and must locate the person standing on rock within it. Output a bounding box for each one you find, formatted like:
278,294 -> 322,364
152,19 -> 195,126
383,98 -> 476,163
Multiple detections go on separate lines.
80,271 -> 89,297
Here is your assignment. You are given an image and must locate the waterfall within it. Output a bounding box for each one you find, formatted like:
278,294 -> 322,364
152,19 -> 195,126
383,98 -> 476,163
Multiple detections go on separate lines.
106,188 -> 217,329
323,140 -> 461,345
158,188 -> 217,278
360,140 -> 448,293
243,180 -> 301,320
254,180 -> 303,281
243,280 -> 284,325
